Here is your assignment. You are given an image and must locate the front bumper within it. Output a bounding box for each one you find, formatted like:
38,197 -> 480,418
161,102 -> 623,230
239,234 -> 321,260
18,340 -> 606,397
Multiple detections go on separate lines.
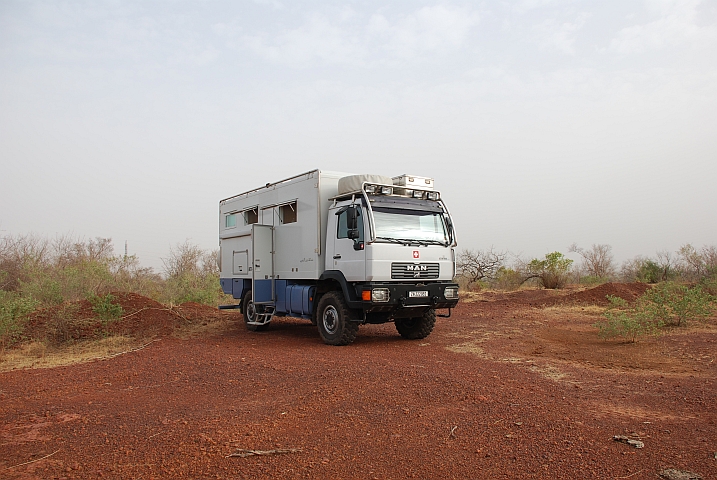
354,282 -> 459,312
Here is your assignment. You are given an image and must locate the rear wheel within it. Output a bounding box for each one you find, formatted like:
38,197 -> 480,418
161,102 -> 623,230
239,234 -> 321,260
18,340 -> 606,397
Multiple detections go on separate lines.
243,290 -> 269,332
316,291 -> 359,346
395,309 -> 436,339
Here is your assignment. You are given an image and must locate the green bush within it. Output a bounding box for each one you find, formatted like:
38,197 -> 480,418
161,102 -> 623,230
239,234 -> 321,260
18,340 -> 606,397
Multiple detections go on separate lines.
642,282 -> 714,327
87,293 -> 124,322
160,241 -> 224,305
636,260 -> 662,283
595,283 -> 716,342
0,291 -> 38,348
492,267 -> 523,291
47,303 -> 81,344
699,268 -> 717,296
527,252 -> 573,289
162,273 -> 222,305
595,295 -> 661,343
19,269 -> 64,305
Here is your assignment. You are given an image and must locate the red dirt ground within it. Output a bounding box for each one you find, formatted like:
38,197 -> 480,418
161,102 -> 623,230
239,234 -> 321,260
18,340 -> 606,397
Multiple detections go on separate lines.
1,284 -> 716,479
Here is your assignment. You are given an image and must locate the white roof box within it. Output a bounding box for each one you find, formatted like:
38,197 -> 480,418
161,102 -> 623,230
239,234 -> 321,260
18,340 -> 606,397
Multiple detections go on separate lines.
338,174 -> 393,195
392,174 -> 434,191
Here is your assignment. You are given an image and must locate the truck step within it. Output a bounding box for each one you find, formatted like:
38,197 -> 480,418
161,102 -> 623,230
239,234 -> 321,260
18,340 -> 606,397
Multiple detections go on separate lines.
247,305 -> 275,326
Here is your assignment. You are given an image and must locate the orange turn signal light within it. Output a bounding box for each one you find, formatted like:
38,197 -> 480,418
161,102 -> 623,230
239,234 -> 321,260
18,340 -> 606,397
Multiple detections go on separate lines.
361,290 -> 371,301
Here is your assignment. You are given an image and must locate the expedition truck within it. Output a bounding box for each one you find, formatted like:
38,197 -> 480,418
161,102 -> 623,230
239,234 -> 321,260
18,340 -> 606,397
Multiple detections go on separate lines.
218,170 -> 459,346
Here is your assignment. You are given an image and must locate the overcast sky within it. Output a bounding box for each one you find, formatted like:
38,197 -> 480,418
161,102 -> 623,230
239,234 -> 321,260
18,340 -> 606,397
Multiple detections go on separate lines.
1,0 -> 716,272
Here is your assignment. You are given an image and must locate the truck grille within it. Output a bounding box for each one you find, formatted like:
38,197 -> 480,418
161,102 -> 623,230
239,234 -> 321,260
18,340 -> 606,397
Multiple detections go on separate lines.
391,263 -> 440,279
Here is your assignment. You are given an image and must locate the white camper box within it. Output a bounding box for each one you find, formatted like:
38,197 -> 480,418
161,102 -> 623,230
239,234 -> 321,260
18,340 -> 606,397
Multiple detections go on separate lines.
219,170 -> 346,284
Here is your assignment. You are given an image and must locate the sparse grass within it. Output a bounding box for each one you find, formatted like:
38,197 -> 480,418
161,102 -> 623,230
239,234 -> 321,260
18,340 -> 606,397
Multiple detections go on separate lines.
541,304 -> 605,316
446,340 -> 486,356
171,315 -> 235,339
0,335 -> 144,372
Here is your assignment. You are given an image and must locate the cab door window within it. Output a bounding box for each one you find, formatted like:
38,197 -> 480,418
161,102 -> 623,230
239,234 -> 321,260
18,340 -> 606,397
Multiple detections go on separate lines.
337,206 -> 364,241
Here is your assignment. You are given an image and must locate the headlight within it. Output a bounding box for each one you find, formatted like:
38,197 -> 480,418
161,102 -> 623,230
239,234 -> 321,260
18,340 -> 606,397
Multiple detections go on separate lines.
364,184 -> 377,194
372,288 -> 390,302
444,287 -> 459,300
427,192 -> 440,201
380,186 -> 393,195
412,190 -> 423,199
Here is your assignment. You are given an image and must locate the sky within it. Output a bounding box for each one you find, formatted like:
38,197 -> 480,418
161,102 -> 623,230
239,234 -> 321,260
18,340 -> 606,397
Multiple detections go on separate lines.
1,0 -> 716,273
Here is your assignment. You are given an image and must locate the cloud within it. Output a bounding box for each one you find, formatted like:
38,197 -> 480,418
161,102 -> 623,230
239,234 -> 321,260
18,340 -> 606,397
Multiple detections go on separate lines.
233,4 -> 479,67
251,0 -> 284,10
513,0 -> 577,14
610,0 -> 717,54
240,9 -> 367,66
533,12 -> 590,55
368,5 -> 479,60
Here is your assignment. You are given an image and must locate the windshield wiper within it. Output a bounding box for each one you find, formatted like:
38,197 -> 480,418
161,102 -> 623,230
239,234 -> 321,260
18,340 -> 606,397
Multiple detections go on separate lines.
375,237 -> 447,247
375,236 -> 406,244
421,240 -> 449,246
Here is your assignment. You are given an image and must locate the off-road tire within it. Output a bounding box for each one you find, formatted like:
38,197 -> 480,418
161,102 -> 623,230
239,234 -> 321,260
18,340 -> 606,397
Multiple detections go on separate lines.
316,291 -> 359,346
242,290 -> 269,332
395,309 -> 436,339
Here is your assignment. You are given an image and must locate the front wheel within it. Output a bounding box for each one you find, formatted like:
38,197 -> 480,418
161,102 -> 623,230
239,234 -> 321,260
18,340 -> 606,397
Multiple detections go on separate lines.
395,309 -> 436,339
243,290 -> 269,332
316,291 -> 359,346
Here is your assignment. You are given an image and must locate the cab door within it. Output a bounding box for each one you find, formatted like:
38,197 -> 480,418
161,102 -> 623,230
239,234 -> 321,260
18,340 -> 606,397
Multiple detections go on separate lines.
331,204 -> 366,282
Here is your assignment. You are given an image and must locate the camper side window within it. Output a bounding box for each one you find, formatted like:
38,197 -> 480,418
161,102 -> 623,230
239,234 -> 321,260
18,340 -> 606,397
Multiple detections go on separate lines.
279,202 -> 297,224
225,214 -> 237,228
244,208 -> 258,225
337,207 -> 364,241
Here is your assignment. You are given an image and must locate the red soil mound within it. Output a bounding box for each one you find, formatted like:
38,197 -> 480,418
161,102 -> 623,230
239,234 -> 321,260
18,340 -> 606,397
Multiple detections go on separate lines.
22,293 -> 224,344
541,282 -> 652,307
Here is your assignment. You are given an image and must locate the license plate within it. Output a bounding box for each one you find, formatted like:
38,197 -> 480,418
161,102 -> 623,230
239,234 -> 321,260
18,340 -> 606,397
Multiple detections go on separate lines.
409,291 -> 429,298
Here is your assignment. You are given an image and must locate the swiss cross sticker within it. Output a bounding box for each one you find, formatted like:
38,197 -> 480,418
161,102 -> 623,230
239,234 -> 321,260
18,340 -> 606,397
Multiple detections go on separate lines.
413,250 -> 420,259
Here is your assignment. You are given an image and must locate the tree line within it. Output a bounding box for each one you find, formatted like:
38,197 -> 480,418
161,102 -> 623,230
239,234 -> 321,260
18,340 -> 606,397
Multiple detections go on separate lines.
456,243 -> 717,290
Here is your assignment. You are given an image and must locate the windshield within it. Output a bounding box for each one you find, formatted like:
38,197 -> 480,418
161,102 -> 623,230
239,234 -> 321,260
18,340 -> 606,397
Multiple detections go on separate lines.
372,207 -> 449,244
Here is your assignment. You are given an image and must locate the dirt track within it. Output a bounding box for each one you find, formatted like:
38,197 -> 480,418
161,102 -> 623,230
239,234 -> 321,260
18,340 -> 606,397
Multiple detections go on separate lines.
1,285 -> 716,479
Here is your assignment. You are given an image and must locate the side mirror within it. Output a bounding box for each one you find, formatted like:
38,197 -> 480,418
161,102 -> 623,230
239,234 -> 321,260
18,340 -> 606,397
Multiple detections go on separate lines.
346,205 -> 358,230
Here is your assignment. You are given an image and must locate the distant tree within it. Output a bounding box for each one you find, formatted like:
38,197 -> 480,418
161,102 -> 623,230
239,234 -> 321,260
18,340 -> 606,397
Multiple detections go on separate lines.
655,250 -> 677,282
457,247 -> 507,288
620,256 -> 656,283
161,241 -> 221,304
677,244 -> 717,281
568,243 -> 615,279
524,251 -> 573,289
637,259 -> 662,284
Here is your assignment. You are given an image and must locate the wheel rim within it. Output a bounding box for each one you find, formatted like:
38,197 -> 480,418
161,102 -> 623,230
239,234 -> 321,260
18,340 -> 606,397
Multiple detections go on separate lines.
322,306 -> 339,335
246,300 -> 256,322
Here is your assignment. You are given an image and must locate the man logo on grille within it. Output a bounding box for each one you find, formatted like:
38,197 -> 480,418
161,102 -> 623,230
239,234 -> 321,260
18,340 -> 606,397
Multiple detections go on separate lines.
406,264 -> 427,271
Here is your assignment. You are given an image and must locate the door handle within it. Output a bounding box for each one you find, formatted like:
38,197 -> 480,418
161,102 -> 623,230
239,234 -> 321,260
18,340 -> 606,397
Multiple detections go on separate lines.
333,254 -> 342,259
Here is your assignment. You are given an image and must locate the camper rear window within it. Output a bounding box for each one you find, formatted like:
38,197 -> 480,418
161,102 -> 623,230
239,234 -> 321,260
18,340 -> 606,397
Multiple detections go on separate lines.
244,208 -> 258,225
225,214 -> 237,228
279,202 -> 297,224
